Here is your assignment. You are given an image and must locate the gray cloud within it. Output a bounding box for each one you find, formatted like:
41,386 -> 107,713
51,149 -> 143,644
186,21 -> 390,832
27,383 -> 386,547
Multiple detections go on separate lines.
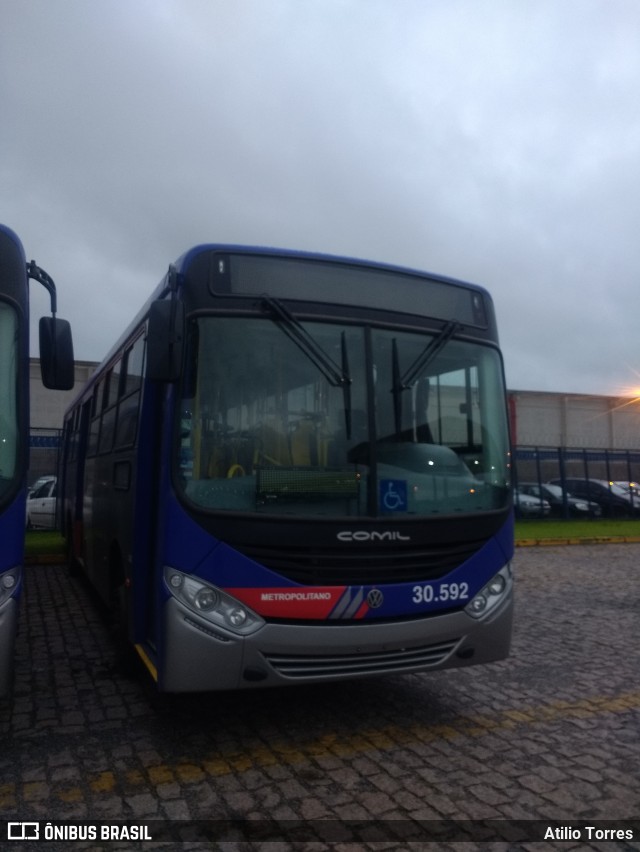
2,0 -> 640,396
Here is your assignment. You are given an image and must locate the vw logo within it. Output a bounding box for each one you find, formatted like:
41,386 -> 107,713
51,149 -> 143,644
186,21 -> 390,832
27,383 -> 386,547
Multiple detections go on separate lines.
367,589 -> 384,609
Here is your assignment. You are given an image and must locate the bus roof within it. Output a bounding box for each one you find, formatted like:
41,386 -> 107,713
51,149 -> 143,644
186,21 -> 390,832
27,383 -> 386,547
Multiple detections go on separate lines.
65,244 -> 495,412
175,243 -> 493,298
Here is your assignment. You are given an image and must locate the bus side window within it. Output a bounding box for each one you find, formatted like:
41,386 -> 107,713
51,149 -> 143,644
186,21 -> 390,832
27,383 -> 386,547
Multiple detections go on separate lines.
99,360 -> 122,454
87,383 -> 103,457
124,335 -> 145,393
106,359 -> 122,408
115,336 -> 145,449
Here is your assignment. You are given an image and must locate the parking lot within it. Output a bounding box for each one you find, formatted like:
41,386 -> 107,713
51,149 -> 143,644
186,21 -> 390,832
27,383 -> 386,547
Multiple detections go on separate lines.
1,544 -> 639,850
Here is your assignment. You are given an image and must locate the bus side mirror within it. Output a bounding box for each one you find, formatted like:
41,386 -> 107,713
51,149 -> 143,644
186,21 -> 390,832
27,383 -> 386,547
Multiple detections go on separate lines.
147,300 -> 184,382
39,317 -> 75,390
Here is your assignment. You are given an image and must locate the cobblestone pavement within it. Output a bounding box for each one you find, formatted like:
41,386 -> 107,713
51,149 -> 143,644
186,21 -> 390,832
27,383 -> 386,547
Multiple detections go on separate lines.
0,545 -> 639,851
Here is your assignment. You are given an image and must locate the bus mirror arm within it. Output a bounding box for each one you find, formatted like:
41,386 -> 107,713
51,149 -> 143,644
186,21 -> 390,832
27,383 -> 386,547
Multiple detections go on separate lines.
147,299 -> 185,382
27,260 -> 57,315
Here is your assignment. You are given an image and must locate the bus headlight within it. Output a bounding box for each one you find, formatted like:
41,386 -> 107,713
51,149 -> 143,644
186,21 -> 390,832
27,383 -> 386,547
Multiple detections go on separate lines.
164,567 -> 264,636
195,587 -> 219,612
0,567 -> 20,606
465,565 -> 512,620
227,608 -> 247,628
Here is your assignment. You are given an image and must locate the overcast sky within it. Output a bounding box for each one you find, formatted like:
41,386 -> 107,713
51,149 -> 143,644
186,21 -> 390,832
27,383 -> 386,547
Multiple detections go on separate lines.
2,0 -> 640,396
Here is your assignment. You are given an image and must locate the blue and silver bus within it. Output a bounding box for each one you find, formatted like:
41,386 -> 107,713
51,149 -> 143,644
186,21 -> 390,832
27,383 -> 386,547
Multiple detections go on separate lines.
61,246 -> 513,692
0,224 -> 74,697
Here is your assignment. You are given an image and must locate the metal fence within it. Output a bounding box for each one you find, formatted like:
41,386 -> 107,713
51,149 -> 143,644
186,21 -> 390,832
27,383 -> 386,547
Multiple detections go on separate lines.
513,447 -> 640,519
514,447 -> 640,485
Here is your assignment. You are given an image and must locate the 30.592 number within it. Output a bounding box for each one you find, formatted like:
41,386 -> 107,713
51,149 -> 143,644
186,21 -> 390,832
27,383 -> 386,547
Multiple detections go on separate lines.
412,582 -> 470,604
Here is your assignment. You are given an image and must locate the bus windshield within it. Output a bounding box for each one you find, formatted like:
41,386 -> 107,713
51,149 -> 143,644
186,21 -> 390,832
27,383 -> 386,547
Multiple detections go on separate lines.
0,302 -> 18,498
178,315 -> 510,518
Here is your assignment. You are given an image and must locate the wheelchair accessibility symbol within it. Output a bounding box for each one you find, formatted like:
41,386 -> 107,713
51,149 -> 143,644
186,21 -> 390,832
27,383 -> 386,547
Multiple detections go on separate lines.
380,479 -> 408,513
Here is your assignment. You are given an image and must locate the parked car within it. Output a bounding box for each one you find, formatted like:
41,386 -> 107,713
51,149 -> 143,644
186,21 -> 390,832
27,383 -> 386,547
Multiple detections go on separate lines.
518,482 -> 601,518
514,489 -> 551,518
614,481 -> 640,499
26,477 -> 57,529
548,478 -> 640,517
27,474 -> 56,498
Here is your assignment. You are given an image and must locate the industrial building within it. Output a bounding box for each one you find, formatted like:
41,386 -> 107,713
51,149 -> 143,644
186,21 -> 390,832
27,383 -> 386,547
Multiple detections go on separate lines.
508,390 -> 640,451
507,390 -> 640,492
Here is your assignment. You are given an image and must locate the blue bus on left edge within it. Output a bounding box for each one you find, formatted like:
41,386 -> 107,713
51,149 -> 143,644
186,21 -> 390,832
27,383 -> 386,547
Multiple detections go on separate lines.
0,225 -> 74,697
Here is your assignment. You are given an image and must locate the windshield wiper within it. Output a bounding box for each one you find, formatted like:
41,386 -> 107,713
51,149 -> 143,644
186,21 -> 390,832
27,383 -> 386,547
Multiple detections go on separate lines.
341,331 -> 353,439
262,296 -> 350,386
392,320 -> 461,435
262,296 -> 353,436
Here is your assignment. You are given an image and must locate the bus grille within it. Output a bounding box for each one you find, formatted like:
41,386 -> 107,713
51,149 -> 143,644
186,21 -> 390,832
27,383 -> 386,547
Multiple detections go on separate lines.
265,639 -> 460,679
236,539 -> 484,586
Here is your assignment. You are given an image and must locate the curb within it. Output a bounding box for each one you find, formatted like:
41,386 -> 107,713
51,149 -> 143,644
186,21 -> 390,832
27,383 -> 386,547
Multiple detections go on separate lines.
24,553 -> 66,565
516,536 -> 640,547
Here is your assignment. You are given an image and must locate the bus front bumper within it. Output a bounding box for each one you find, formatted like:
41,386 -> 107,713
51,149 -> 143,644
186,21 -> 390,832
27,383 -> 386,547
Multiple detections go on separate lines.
158,591 -> 513,692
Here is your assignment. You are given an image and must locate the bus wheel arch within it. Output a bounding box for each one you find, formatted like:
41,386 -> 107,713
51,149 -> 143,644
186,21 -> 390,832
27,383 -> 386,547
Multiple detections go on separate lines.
108,541 -> 126,591
65,513 -> 80,576
108,541 -> 128,633
108,542 -> 136,673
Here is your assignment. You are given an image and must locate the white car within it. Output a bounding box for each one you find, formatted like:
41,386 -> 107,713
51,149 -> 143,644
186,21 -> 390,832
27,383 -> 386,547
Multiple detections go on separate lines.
27,474 -> 56,498
26,477 -> 57,529
514,488 -> 551,518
